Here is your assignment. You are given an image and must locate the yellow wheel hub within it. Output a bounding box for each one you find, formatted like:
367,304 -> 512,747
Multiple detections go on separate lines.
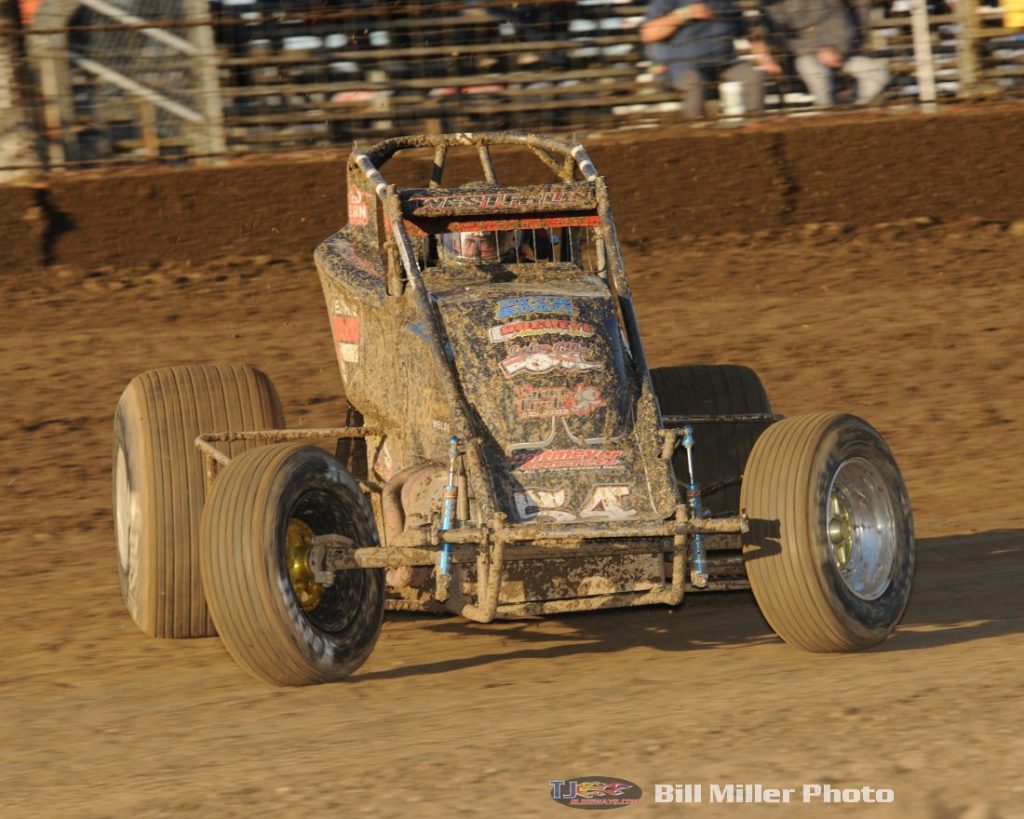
286,518 -> 322,612
828,492 -> 854,568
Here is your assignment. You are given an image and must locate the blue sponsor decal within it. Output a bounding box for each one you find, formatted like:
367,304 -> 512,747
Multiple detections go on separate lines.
496,295 -> 573,321
550,777 -> 643,810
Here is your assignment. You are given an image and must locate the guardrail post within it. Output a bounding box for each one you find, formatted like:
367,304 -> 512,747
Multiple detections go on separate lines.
26,0 -> 81,168
0,8 -> 40,179
910,0 -> 938,109
36,44 -> 73,167
182,0 -> 225,161
955,0 -> 982,96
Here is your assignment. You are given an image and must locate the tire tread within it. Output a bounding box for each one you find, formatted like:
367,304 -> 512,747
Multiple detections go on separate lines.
114,364 -> 284,638
741,412 -> 911,651
200,443 -> 384,686
650,364 -> 773,514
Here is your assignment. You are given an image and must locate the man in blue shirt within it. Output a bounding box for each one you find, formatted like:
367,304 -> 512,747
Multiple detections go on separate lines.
640,0 -> 780,119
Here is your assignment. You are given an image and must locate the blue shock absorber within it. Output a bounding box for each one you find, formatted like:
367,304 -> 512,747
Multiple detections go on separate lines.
438,436 -> 459,576
682,425 -> 708,588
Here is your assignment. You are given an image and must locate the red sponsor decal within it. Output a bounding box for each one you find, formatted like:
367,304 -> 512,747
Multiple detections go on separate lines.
348,187 -> 369,226
331,314 -> 360,344
510,449 -> 624,471
488,319 -> 594,343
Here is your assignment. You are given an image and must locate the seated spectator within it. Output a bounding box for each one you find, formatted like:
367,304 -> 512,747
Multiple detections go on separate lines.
640,0 -> 780,119
761,0 -> 889,107
509,1 -> 574,67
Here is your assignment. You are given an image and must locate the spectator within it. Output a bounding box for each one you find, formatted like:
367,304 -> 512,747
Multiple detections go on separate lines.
509,1 -> 574,67
761,0 -> 889,107
640,0 -> 781,119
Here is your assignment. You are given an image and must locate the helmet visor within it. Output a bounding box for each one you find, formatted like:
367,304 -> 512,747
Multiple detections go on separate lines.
443,230 -> 517,262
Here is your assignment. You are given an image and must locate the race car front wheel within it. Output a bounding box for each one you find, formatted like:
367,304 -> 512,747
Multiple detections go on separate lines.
740,413 -> 915,651
200,444 -> 385,685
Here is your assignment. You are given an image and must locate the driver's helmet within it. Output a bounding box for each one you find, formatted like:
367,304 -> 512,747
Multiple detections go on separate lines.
440,228 -> 519,264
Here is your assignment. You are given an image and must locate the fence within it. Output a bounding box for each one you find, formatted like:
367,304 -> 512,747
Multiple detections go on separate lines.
2,0 -> 1023,171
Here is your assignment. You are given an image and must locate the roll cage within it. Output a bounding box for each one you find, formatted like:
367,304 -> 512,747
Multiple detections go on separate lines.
343,132 -> 660,528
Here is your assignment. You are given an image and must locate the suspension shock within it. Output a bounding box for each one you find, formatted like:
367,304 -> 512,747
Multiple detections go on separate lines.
682,425 -> 708,588
438,436 -> 459,577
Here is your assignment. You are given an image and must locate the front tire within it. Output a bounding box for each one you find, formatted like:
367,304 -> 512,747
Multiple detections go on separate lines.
200,444 -> 385,685
740,413 -> 914,651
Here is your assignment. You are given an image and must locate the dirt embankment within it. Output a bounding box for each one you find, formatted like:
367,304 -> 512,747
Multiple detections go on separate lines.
2,105 -> 1023,273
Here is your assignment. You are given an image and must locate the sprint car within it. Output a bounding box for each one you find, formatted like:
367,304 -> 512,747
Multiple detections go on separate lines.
113,132 -> 915,685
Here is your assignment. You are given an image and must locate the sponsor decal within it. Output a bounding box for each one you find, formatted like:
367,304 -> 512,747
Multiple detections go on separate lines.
408,188 -> 580,213
513,487 -> 574,523
510,448 -> 624,472
579,485 -> 637,520
330,298 -> 360,364
508,416 -> 624,452
499,342 -> 600,378
348,187 -> 369,226
495,295 -> 573,321
331,314 -> 360,364
513,485 -> 636,522
515,384 -> 605,420
488,319 -> 594,343
551,777 -> 642,810
331,314 -> 360,344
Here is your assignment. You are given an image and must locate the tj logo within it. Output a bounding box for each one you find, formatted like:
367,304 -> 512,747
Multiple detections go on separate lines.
550,777 -> 642,810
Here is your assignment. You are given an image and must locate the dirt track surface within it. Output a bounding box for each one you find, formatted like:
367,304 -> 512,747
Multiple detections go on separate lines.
2,115 -> 1024,818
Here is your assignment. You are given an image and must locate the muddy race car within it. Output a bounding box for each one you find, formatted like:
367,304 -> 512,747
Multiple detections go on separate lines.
113,132 -> 915,686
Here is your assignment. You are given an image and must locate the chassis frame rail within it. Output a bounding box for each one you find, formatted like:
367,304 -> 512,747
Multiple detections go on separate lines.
194,428 -> 750,620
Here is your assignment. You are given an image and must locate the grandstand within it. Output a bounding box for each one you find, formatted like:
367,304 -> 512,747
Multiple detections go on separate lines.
3,0 -> 1023,168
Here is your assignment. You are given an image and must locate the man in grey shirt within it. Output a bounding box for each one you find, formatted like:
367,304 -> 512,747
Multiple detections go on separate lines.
762,0 -> 888,107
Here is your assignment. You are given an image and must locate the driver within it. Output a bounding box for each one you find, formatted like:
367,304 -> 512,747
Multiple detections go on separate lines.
440,229 -> 521,264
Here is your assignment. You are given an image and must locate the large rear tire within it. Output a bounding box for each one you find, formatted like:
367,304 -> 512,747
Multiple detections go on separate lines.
200,444 -> 385,686
740,413 -> 915,651
113,364 -> 284,638
650,364 -> 773,515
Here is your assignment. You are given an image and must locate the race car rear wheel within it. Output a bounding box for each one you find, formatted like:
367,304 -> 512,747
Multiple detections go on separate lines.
650,364 -> 773,516
113,364 -> 284,638
200,444 -> 385,686
740,412 -> 915,651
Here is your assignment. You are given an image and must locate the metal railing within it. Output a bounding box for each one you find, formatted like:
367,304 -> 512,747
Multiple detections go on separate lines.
2,0 -> 1022,172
